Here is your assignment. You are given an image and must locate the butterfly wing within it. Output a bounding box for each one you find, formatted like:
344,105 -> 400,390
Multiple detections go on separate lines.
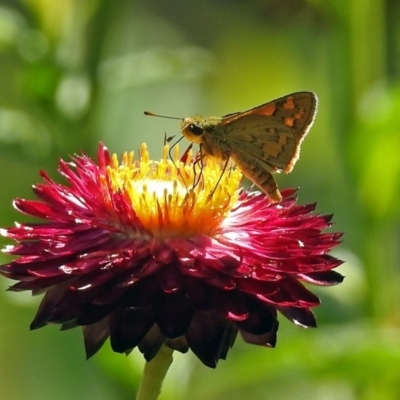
219,92 -> 317,201
222,92 -> 317,173
227,115 -> 297,173
225,117 -> 296,201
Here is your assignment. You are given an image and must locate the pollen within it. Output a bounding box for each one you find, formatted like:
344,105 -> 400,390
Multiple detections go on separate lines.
105,143 -> 242,238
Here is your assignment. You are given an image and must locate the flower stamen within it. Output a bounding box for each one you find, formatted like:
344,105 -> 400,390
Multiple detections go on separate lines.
106,143 -> 242,238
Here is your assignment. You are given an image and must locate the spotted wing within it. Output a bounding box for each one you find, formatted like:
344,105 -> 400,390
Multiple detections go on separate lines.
222,92 -> 317,173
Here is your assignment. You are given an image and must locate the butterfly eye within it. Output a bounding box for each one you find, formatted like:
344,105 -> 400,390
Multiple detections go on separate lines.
188,124 -> 204,136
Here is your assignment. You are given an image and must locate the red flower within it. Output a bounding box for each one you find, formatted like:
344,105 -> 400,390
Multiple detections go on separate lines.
0,143 -> 343,368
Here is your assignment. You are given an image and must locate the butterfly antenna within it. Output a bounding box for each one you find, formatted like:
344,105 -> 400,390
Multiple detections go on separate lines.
164,133 -> 176,145
144,111 -> 182,120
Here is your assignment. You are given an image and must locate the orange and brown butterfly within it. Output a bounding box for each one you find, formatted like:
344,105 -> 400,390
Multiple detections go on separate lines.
146,92 -> 317,202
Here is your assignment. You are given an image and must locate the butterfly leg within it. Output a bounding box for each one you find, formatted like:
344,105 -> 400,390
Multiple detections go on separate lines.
192,146 -> 206,190
168,136 -> 190,192
208,157 -> 230,198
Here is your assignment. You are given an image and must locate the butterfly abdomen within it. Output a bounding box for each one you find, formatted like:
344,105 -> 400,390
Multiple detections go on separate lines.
231,154 -> 282,202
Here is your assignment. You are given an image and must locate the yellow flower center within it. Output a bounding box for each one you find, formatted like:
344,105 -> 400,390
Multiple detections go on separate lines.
105,143 -> 242,238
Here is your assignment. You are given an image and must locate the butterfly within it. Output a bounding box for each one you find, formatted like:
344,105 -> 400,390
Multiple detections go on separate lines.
178,92 -> 317,202
145,92 -> 317,202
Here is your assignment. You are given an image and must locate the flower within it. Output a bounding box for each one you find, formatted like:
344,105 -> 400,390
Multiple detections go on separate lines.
0,143 -> 343,368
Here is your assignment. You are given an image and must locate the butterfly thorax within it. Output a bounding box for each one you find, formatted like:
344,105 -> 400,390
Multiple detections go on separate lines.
180,115 -> 231,159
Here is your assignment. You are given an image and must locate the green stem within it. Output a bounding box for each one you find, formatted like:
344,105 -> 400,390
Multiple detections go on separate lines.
136,346 -> 174,400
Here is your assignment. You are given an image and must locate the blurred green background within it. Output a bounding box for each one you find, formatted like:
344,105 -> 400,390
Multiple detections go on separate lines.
0,0 -> 399,399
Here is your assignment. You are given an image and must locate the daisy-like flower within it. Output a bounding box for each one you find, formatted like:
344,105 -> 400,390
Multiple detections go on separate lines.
0,143 -> 343,368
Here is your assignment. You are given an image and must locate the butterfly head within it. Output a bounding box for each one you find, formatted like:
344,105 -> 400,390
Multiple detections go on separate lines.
180,116 -> 206,144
